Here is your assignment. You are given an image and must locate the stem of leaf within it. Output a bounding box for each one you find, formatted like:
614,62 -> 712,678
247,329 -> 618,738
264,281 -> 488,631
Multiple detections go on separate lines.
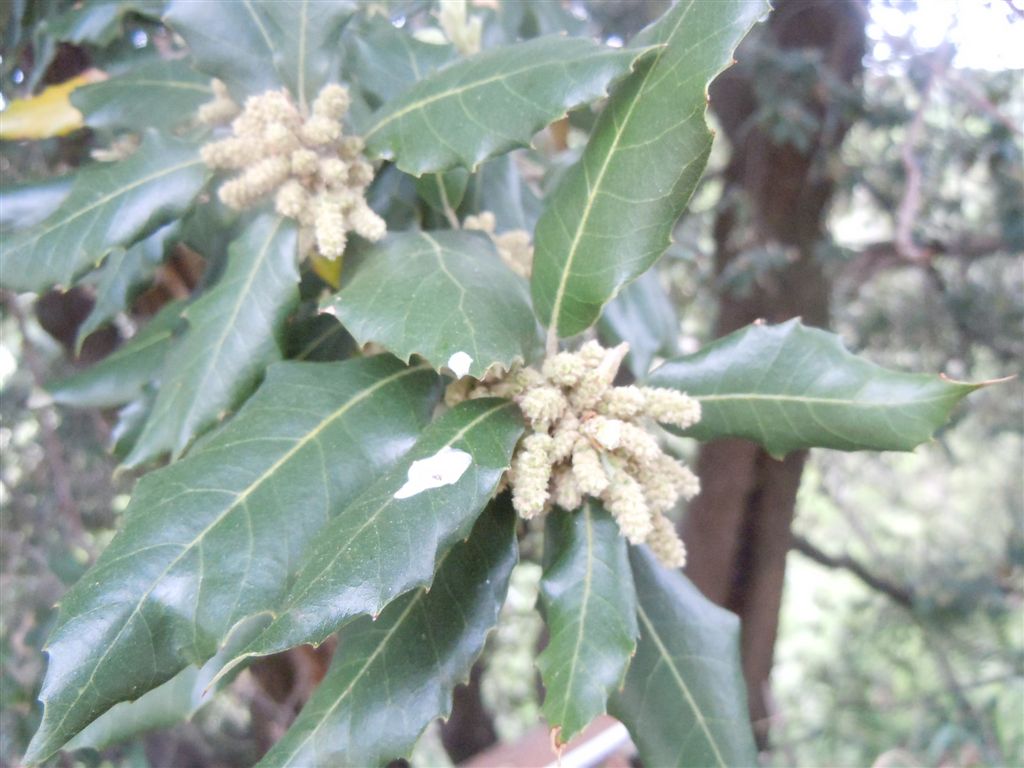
436,174 -> 461,230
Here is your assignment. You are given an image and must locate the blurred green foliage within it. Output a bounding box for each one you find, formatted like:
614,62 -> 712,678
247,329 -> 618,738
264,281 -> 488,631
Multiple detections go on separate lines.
1,0 -> 1021,766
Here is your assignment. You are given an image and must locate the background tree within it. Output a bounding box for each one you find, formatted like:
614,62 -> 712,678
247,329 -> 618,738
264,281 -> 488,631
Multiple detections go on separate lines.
0,1 -> 1020,767
681,0 -> 866,739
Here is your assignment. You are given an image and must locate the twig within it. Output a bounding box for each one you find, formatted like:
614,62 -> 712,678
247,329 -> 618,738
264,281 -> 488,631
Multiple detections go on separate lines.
895,87 -> 931,263
790,533 -> 915,608
1003,0 -> 1024,21
435,173 -> 461,230
946,68 -> 1023,137
791,533 -> 1010,764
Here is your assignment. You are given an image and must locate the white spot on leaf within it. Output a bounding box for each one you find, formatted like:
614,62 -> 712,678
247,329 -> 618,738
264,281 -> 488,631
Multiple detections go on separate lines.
447,351 -> 473,378
394,446 -> 473,499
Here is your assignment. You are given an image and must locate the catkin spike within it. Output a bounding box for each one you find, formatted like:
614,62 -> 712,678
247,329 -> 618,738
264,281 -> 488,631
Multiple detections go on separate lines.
198,83 -> 384,261
445,340 -> 703,558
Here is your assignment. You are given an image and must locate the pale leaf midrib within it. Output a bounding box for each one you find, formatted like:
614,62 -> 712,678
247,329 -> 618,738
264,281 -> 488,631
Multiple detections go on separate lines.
364,46 -> 623,141
297,0 -> 308,110
269,399 -> 515,627
695,391 -> 960,408
278,541 -> 460,764
556,503 -> 595,728
173,217 -> 288,454
637,603 -> 727,768
41,363 -> 430,749
544,2 -> 693,345
282,596 -> 420,763
86,79 -> 212,93
11,157 -> 204,254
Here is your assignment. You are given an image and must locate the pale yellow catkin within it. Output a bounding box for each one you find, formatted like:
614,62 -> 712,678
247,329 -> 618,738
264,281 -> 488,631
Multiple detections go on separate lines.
198,83 -> 386,261
447,340 -> 701,567
464,210 -> 535,278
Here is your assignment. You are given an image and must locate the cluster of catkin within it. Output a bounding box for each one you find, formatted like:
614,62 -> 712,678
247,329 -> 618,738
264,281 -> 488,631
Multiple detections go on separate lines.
198,81 -> 386,259
448,341 -> 701,567
464,211 -> 534,278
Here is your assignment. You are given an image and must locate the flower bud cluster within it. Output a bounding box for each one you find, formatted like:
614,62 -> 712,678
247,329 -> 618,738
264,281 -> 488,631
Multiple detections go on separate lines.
464,211 -> 534,278
448,341 -> 701,567
198,83 -> 386,260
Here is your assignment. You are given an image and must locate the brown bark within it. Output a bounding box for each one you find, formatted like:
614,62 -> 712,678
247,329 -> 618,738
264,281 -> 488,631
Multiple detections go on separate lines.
680,0 -> 866,744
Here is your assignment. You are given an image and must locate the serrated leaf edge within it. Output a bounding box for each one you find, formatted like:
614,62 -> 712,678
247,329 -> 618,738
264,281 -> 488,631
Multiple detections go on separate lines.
24,362 -> 433,765
542,2 -> 765,346
364,40 -> 664,176
211,399 -> 521,686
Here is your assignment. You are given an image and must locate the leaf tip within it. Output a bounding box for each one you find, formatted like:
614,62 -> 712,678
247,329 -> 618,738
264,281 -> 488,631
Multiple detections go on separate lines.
550,725 -> 566,751
939,372 -> 1014,390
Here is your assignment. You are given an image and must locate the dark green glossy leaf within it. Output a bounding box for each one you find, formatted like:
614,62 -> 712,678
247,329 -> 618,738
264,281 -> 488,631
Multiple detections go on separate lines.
0,131 -> 207,293
531,0 -> 766,340
71,59 -> 212,131
49,300 -> 183,410
64,614 -> 267,752
165,0 -> 355,106
259,499 -> 518,768
363,36 -> 648,175
327,231 -> 538,378
415,169 -> 470,216
346,14 -> 455,106
609,547 -> 757,767
110,391 -> 154,459
284,308 -> 357,362
646,319 -> 987,458
537,502 -> 638,743
125,215 -> 299,465
232,397 -> 523,663
44,0 -> 163,47
598,269 -> 679,378
0,174 -> 72,233
75,221 -> 179,350
24,356 -> 439,764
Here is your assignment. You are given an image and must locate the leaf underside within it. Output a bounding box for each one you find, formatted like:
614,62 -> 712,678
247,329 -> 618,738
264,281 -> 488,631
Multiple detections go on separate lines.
646,319 -> 984,458
598,269 -> 680,378
75,220 -> 180,350
48,299 -> 184,410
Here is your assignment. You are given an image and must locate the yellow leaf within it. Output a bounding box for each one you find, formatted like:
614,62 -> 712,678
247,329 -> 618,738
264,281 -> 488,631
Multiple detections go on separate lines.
311,252 -> 343,288
0,69 -> 107,140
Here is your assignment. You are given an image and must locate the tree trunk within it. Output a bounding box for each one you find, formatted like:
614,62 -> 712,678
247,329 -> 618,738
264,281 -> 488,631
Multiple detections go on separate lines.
680,0 -> 866,744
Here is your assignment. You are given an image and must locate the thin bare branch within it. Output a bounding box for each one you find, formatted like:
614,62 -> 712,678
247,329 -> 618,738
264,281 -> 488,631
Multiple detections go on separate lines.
790,533 -> 915,608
